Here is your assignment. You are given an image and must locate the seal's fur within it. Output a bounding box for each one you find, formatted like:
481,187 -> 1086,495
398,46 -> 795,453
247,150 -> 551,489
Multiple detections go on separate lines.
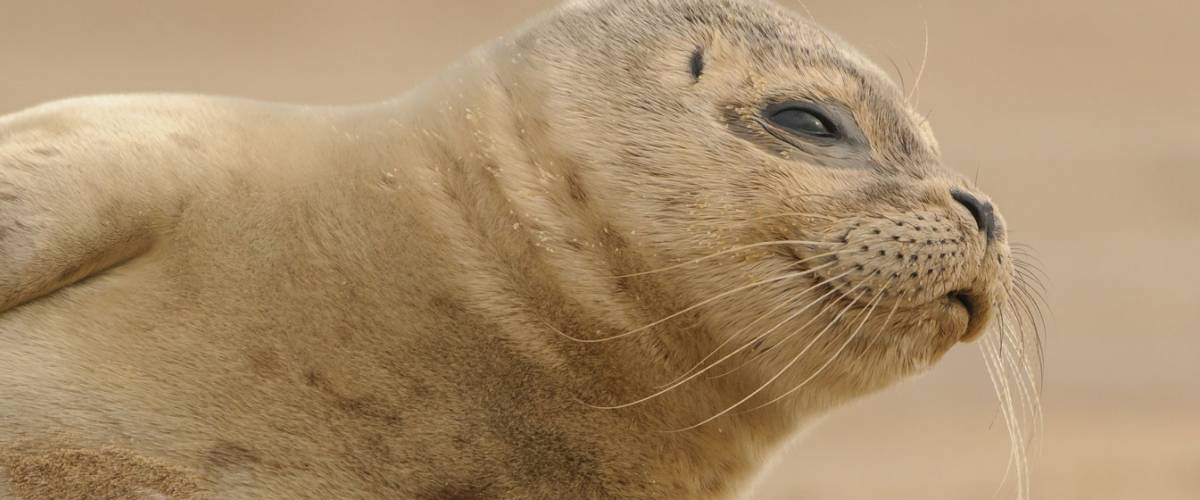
0,1 -> 1031,498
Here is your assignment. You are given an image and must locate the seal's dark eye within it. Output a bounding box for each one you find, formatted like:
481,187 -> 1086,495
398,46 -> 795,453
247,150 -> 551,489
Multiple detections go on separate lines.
769,107 -> 838,139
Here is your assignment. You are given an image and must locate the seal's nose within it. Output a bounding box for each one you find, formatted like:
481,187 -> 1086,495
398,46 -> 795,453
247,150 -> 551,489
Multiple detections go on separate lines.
950,189 -> 996,242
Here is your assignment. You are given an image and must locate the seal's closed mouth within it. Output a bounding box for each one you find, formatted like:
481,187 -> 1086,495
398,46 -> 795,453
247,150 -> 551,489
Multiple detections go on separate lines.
947,289 -> 995,342
948,290 -> 976,319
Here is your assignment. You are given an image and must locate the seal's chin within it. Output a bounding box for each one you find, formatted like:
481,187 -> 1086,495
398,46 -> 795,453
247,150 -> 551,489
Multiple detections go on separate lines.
948,290 -> 975,319
944,289 -> 990,342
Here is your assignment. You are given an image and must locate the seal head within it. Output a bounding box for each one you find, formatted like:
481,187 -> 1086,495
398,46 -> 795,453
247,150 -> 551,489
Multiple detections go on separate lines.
495,0 -> 1015,399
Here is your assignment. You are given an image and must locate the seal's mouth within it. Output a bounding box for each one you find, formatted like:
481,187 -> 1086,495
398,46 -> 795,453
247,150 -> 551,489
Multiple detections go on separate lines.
946,288 -> 991,342
948,290 -> 976,318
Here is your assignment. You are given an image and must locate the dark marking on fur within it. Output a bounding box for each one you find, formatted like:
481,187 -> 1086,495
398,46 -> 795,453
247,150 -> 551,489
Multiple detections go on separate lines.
429,293 -> 466,319
303,368 -> 322,387
30,146 -> 61,158
599,224 -> 628,251
246,348 -> 282,377
612,275 -> 634,295
564,171 -> 588,204
204,441 -> 261,469
689,47 -> 705,81
509,425 -> 598,484
303,368 -> 406,425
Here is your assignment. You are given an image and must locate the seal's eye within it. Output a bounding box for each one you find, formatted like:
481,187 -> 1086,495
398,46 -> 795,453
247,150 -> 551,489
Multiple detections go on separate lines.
769,106 -> 839,139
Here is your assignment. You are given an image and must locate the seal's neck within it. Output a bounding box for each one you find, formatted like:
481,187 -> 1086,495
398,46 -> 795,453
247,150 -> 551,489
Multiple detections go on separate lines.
358,55 -> 821,498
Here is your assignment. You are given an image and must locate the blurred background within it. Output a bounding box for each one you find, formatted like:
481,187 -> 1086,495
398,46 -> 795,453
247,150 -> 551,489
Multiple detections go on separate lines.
1,1 -> 1196,498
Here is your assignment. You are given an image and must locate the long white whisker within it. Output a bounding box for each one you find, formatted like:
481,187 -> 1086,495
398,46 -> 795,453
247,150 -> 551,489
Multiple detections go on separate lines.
654,293 -> 807,389
613,235 -> 894,279
999,322 -> 1039,438
982,335 -> 1018,498
706,275 -> 869,381
999,312 -> 1044,440
744,295 -> 854,361
552,263 -> 835,343
656,268 -> 856,389
662,288 -> 868,432
982,334 -> 1019,500
590,270 -> 858,409
743,286 -> 893,412
907,20 -> 930,104
611,241 -> 841,279
743,211 -> 838,223
981,313 -> 1032,500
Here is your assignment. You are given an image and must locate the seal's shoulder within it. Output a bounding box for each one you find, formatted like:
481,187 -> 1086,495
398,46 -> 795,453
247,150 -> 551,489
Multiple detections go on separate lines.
0,94 -> 320,168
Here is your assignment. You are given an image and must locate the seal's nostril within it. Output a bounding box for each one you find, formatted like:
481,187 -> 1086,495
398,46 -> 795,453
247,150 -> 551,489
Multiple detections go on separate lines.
950,189 -> 996,241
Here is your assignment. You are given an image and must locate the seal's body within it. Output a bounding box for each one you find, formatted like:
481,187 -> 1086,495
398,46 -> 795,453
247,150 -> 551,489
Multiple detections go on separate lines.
0,1 -> 1026,498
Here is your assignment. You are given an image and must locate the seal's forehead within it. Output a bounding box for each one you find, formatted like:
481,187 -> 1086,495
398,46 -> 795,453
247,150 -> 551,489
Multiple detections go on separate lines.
541,0 -> 939,167
556,0 -> 842,53
549,0 -> 891,87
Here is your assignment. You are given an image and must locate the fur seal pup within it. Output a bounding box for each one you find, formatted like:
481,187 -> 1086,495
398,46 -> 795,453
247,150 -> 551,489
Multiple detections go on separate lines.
0,0 -> 1041,498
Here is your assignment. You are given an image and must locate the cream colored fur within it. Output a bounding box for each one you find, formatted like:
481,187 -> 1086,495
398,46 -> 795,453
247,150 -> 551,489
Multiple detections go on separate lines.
0,1 -> 1017,498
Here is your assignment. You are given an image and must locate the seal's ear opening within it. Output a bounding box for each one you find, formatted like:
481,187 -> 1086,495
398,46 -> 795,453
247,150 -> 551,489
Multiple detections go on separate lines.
689,47 -> 705,81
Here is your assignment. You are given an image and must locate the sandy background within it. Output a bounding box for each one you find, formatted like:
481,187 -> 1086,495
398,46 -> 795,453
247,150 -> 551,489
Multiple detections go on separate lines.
1,1 -> 1196,498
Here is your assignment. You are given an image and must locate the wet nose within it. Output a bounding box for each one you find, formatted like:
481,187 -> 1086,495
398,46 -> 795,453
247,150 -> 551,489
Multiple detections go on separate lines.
950,189 -> 996,241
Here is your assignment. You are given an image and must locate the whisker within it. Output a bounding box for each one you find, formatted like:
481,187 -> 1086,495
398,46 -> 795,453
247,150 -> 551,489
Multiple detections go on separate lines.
551,263 -> 835,343
655,268 -> 856,389
592,273 -> 864,410
997,315 -> 1040,428
662,288 -> 869,432
1013,260 -> 1051,290
1000,321 -> 1043,441
654,292 -> 808,389
988,242 -> 1049,500
1012,270 -> 1049,306
1016,272 -> 1049,317
743,211 -> 838,223
791,0 -> 816,20
588,271 -> 859,409
705,275 -> 870,380
1010,256 -> 1048,279
1009,243 -> 1045,259
1005,293 -> 1035,351
1012,257 -> 1051,287
739,280 -> 877,363
1010,284 -> 1049,347
981,332 -> 1027,500
1003,294 -> 1045,396
743,285 -> 894,412
848,288 -> 910,364
1003,302 -> 1041,402
886,54 -> 909,95
983,301 -> 1043,500
610,240 -> 853,279
906,20 -> 930,104
1006,293 -> 1047,398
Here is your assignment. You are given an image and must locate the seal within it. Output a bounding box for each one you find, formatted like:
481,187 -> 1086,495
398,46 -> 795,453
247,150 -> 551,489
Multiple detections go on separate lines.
0,0 -> 1041,498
